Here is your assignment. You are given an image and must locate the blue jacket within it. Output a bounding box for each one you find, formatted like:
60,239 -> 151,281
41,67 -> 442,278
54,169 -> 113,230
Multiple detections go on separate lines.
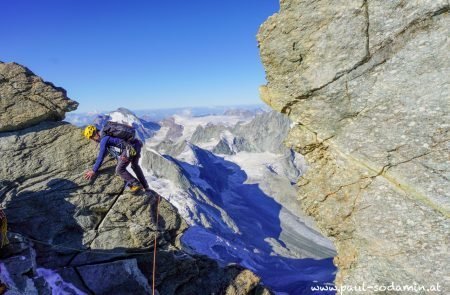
93,136 -> 143,172
92,136 -> 125,173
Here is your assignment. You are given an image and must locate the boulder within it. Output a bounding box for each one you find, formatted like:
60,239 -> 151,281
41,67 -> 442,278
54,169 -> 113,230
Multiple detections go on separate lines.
77,259 -> 151,295
0,62 -> 78,132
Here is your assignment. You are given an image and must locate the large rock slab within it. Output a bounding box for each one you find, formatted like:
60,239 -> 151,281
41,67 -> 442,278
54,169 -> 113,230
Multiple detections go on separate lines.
258,0 -> 368,111
258,0 -> 449,291
77,259 -> 151,295
90,192 -> 186,251
0,62 -> 78,132
0,121 -> 126,267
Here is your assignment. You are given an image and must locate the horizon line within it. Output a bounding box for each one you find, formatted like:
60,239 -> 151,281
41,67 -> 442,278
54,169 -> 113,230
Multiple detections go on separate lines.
70,103 -> 268,114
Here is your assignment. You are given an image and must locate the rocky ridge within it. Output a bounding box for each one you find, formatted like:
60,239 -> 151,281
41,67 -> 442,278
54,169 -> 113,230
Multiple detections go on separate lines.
188,111 -> 292,155
0,61 -> 270,295
0,62 -> 78,133
258,0 -> 449,291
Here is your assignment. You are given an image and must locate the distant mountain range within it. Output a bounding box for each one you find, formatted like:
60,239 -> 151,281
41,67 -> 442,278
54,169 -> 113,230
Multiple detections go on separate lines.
65,104 -> 268,127
77,107 -> 336,294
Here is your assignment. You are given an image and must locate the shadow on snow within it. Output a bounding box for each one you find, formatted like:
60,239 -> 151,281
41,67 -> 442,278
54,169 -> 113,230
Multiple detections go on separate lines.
165,145 -> 337,295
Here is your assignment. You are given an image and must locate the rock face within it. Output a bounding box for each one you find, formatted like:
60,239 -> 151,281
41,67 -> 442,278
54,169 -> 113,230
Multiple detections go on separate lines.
0,62 -> 78,132
258,0 -> 449,291
0,62 -> 270,294
190,111 -> 292,155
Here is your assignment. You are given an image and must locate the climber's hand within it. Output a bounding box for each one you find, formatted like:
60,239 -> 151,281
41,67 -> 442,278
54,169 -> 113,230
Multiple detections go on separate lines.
84,170 -> 96,180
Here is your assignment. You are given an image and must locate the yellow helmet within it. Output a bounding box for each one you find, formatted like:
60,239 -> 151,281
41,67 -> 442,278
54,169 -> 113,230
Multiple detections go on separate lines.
83,125 -> 97,139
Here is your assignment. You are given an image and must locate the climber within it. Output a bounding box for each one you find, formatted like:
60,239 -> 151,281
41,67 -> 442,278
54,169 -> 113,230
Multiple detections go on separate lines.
82,124 -> 150,193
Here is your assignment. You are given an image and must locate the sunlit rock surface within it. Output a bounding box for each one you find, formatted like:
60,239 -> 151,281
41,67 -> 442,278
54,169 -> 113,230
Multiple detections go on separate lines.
0,62 -> 78,132
258,0 -> 449,290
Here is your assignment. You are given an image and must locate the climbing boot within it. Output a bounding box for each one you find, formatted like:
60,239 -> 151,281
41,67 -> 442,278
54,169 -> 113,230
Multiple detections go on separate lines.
129,185 -> 143,193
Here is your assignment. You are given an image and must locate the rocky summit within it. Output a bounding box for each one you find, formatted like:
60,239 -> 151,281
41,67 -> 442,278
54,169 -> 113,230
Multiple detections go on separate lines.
0,62 -> 78,132
0,62 -> 271,295
258,0 -> 449,292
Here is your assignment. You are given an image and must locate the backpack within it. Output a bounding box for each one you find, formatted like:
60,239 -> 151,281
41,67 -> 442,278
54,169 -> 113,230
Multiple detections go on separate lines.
101,121 -> 138,159
101,121 -> 136,142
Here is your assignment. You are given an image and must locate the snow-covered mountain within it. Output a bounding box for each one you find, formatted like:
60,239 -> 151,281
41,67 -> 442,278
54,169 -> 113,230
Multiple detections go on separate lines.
140,110 -> 336,294
69,107 -> 337,294
66,104 -> 267,127
107,108 -> 160,141
87,107 -> 160,141
65,111 -> 105,126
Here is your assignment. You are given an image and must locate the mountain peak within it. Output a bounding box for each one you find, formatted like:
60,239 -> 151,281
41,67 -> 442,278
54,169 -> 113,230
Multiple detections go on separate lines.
116,107 -> 135,116
0,62 -> 78,132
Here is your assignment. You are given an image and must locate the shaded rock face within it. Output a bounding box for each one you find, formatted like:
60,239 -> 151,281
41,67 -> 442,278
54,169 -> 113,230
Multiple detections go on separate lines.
190,111 -> 292,155
0,62 -> 270,294
77,259 -> 151,294
191,123 -> 226,147
233,111 -> 291,154
0,62 -> 78,132
160,117 -> 184,141
258,0 -> 449,291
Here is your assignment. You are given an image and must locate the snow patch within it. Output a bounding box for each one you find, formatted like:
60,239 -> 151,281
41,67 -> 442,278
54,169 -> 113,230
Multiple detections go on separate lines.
178,143 -> 199,165
146,126 -> 169,146
36,268 -> 87,295
0,263 -> 14,290
109,111 -> 140,126
223,151 -> 283,180
172,114 -> 252,142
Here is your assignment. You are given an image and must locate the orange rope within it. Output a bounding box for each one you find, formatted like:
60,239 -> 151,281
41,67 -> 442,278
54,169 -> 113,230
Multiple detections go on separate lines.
152,194 -> 160,295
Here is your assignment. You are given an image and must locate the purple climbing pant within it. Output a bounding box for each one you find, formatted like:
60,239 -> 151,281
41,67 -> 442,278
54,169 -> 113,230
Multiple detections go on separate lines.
115,140 -> 149,190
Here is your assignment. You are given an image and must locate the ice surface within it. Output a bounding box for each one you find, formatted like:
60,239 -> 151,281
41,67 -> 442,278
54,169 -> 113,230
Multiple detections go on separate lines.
36,268 -> 87,295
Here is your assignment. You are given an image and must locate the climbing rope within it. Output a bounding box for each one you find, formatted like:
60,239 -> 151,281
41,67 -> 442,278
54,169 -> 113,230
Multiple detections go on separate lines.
6,193 -> 162,257
6,193 -> 162,294
0,208 -> 9,247
8,232 -> 154,255
152,193 -> 161,295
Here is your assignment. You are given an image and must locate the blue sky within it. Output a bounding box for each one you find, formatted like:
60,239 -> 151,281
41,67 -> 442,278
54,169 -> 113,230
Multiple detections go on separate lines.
0,0 -> 279,112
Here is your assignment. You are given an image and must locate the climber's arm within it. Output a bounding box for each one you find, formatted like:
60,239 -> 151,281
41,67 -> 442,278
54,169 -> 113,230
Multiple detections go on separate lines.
92,136 -> 109,173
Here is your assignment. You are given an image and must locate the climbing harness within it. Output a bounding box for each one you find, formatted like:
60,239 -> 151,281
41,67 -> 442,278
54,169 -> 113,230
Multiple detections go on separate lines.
125,143 -> 137,158
107,143 -> 136,161
0,208 -> 8,247
107,146 -> 122,160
